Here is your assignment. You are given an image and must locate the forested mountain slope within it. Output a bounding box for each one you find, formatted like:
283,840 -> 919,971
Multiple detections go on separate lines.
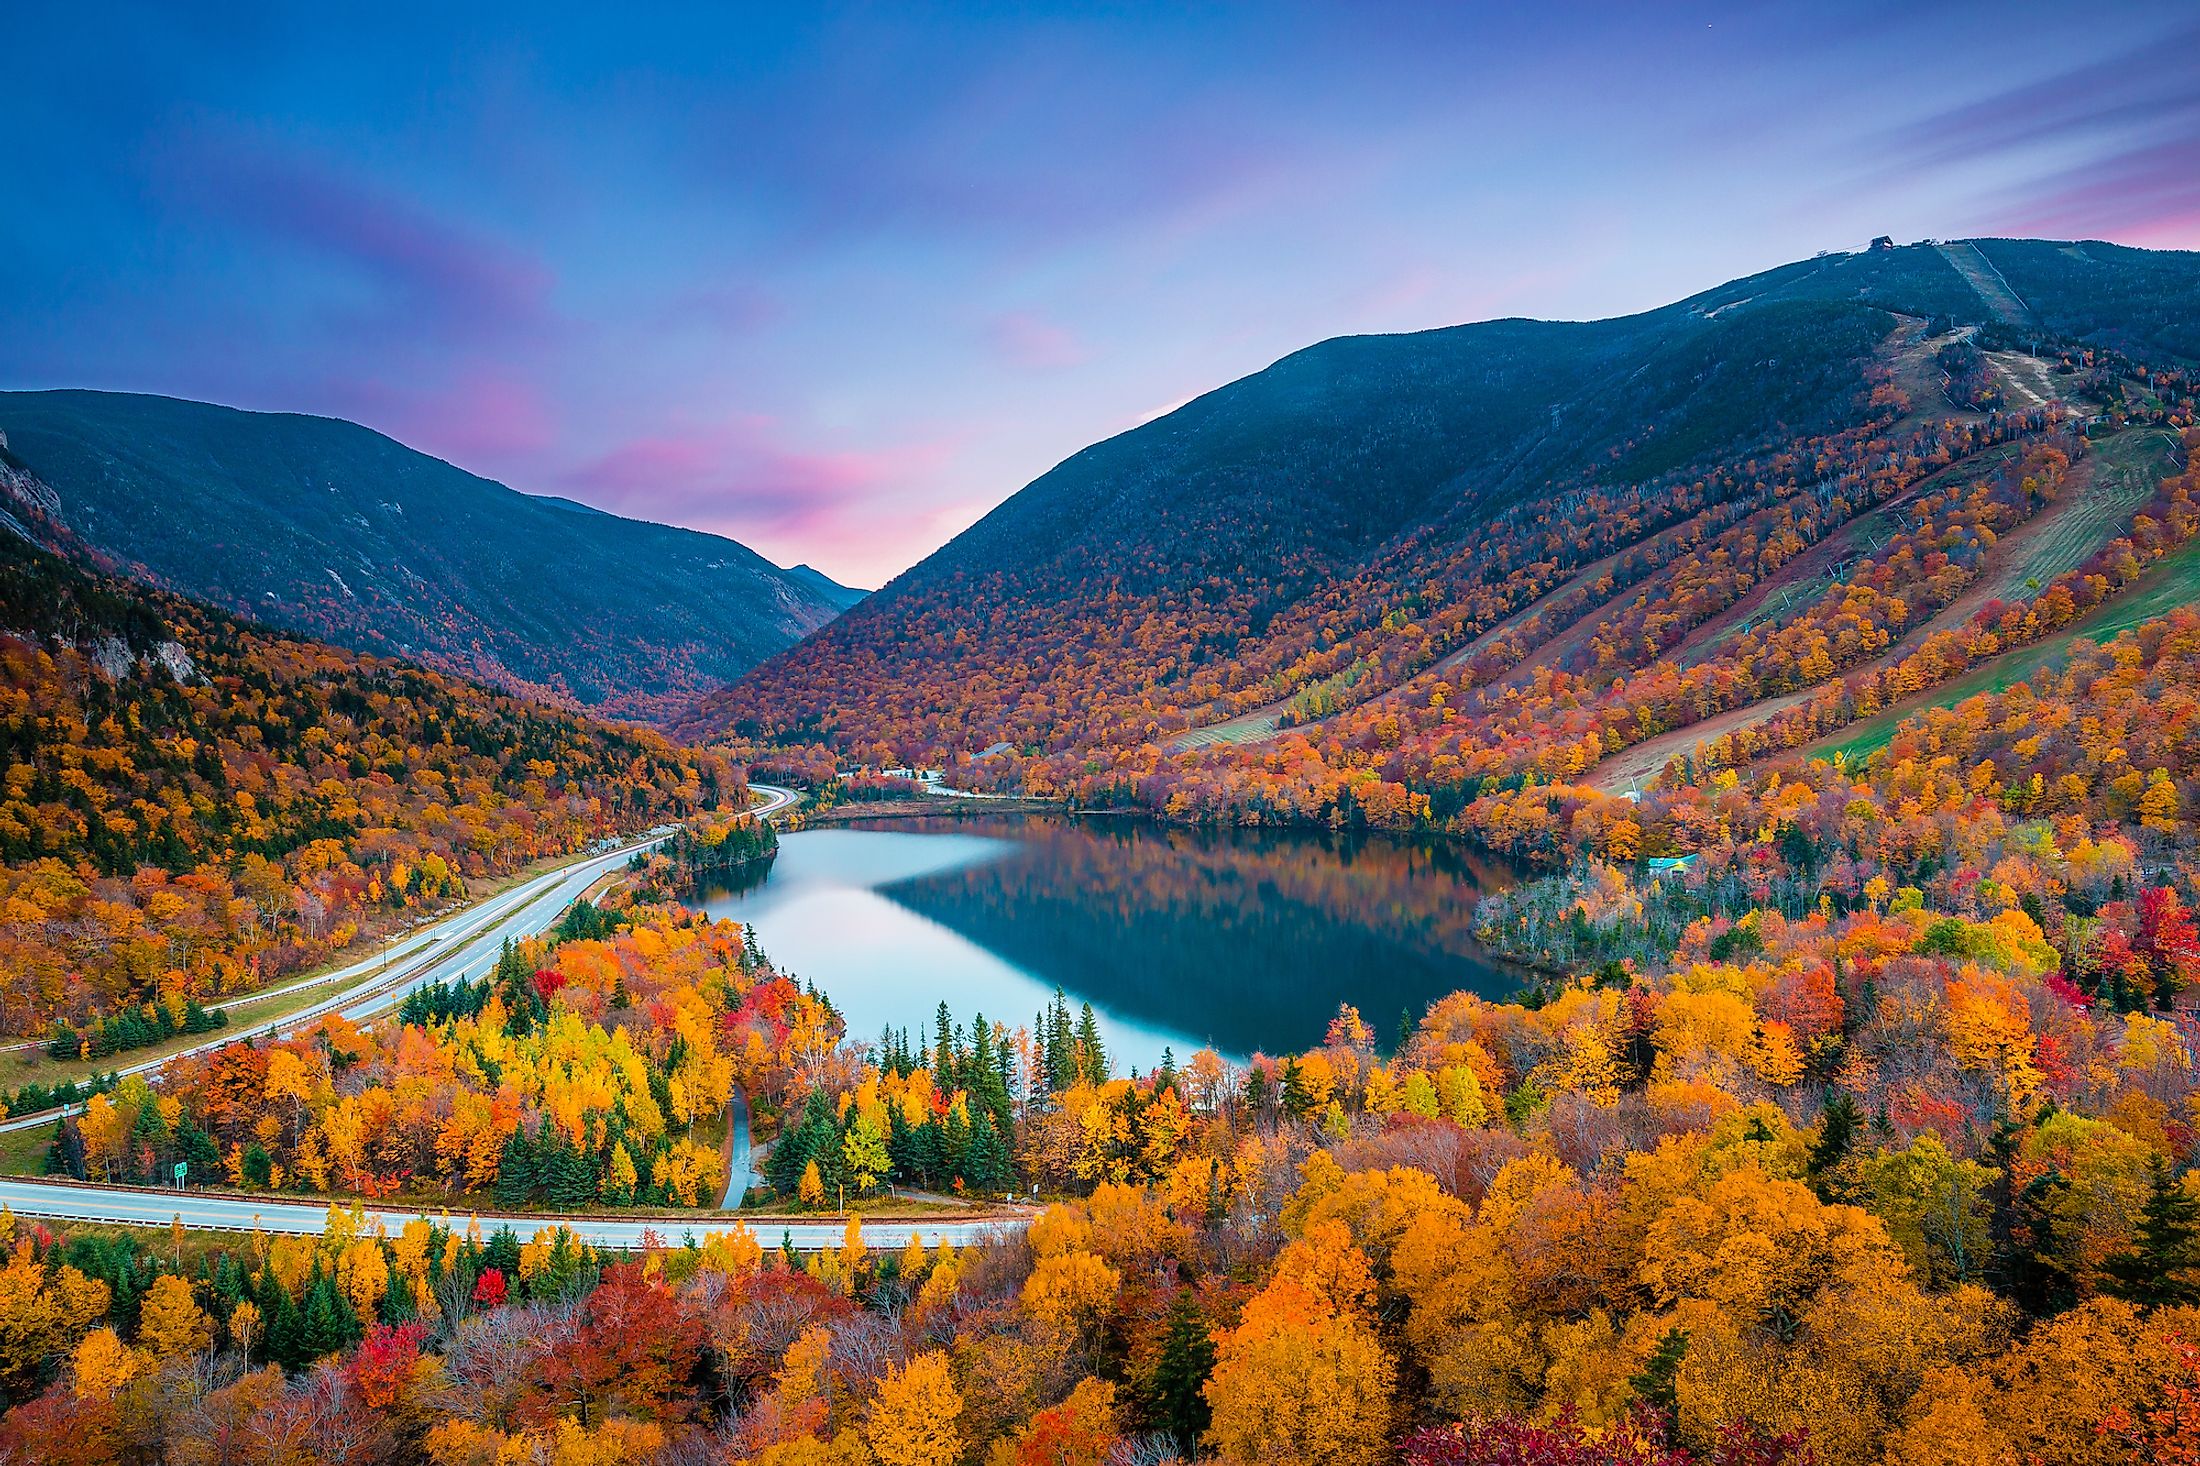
0,523 -> 738,1035
693,240 -> 2199,797
0,391 -> 856,724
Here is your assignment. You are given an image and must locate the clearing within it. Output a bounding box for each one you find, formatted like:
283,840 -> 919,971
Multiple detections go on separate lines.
1936,240 -> 2038,330
1591,426 -> 2183,792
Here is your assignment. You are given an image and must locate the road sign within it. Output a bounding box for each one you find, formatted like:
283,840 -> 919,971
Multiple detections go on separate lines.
173,1161 -> 187,1182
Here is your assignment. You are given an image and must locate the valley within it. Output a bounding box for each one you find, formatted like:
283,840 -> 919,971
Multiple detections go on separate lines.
5,233 -> 2199,1466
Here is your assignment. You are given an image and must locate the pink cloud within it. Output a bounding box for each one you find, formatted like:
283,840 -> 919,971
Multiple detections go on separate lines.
984,310 -> 1089,370
562,415 -> 965,584
171,135 -> 557,343
404,373 -> 561,462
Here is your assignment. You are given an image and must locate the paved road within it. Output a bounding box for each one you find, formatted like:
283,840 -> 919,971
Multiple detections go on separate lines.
0,1177 -> 1013,1251
1,831 -> 682,1132
719,1089 -> 761,1210
4,830 -> 694,1099
7,782 -> 804,1123
0,782 -> 991,1252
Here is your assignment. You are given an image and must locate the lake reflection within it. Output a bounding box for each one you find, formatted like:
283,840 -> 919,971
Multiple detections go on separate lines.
696,814 -> 1523,1070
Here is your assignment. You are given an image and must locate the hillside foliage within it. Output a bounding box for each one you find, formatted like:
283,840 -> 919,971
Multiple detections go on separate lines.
0,530 -> 739,1036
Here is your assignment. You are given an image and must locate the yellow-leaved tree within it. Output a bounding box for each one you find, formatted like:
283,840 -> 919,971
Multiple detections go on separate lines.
866,1350 -> 964,1466
1203,1221 -> 1394,1466
137,1275 -> 213,1358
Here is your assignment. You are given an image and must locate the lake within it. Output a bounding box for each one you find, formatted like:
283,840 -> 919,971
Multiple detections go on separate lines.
695,814 -> 1527,1070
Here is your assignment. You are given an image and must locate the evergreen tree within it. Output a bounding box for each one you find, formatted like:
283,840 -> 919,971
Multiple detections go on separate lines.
966,1111 -> 1015,1193
913,1116 -> 948,1189
2101,1159 -> 2200,1307
546,1137 -> 597,1210
382,1268 -> 418,1325
493,1128 -> 539,1210
933,1002 -> 957,1081
942,1106 -> 972,1186
1629,1327 -> 1690,1414
1281,1057 -> 1311,1119
1145,1290 -> 1216,1448
1075,1003 -> 1108,1084
44,1116 -> 87,1179
484,1227 -> 523,1281
968,1014 -> 1015,1129
886,1105 -> 916,1180
173,1115 -> 221,1182
302,1272 -> 359,1358
1993,1167 -> 2081,1318
1045,993 -> 1076,1092
1242,1065 -> 1271,1118
261,1271 -> 307,1370
1806,1092 -> 1861,1200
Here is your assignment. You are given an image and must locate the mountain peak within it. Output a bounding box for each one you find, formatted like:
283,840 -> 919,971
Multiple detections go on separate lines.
0,389 -> 854,724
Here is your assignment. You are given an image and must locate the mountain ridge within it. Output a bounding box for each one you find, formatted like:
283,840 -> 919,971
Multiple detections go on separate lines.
0,389 -> 856,725
687,236 -> 2200,767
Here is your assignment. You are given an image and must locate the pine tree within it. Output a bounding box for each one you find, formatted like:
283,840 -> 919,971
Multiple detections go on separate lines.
886,1105 -> 915,1179
302,1272 -> 358,1358
173,1115 -> 221,1181
261,1272 -> 307,1370
493,1128 -> 538,1210
2102,1159 -> 2200,1307
1242,1065 -> 1271,1117
1047,992 -> 1076,1092
1145,1289 -> 1216,1448
44,1116 -> 87,1179
382,1268 -> 418,1325
547,1138 -> 597,1211
1806,1092 -> 1861,1200
913,1116 -> 948,1189
966,1111 -> 1014,1193
1075,1003 -> 1108,1084
484,1227 -> 522,1282
942,1106 -> 972,1185
933,1002 -> 957,1081
1629,1326 -> 1690,1413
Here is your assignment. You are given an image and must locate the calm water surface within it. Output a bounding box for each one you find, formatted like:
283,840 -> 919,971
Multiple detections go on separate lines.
696,814 -> 1525,1069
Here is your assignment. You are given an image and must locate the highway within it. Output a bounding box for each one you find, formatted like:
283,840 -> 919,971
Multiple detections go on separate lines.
0,783 -> 1012,1251
0,1175 -> 1011,1250
0,828 -> 681,1131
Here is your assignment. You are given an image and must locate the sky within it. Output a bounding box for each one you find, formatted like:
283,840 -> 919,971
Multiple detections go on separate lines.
6,2 -> 2198,588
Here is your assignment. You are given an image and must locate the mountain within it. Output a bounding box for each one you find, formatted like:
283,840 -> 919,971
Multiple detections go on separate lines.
688,237 -> 2199,767
0,518 -> 738,1031
784,562 -> 870,611
0,390 -> 855,724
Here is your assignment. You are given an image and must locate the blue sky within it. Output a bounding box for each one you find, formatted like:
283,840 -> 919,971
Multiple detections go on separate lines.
6,2 -> 2196,585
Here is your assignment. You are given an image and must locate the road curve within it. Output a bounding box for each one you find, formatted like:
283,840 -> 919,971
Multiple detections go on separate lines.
0,781 -> 1008,1253
8,784 -> 803,1132
0,830 -> 677,1132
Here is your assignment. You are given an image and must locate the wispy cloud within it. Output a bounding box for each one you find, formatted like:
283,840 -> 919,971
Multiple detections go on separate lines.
984,310 -> 1088,370
563,415 -> 965,582
170,135 -> 557,342
1878,23 -> 2200,241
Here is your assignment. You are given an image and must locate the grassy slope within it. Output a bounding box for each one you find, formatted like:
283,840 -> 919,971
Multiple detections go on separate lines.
1814,428 -> 2194,764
